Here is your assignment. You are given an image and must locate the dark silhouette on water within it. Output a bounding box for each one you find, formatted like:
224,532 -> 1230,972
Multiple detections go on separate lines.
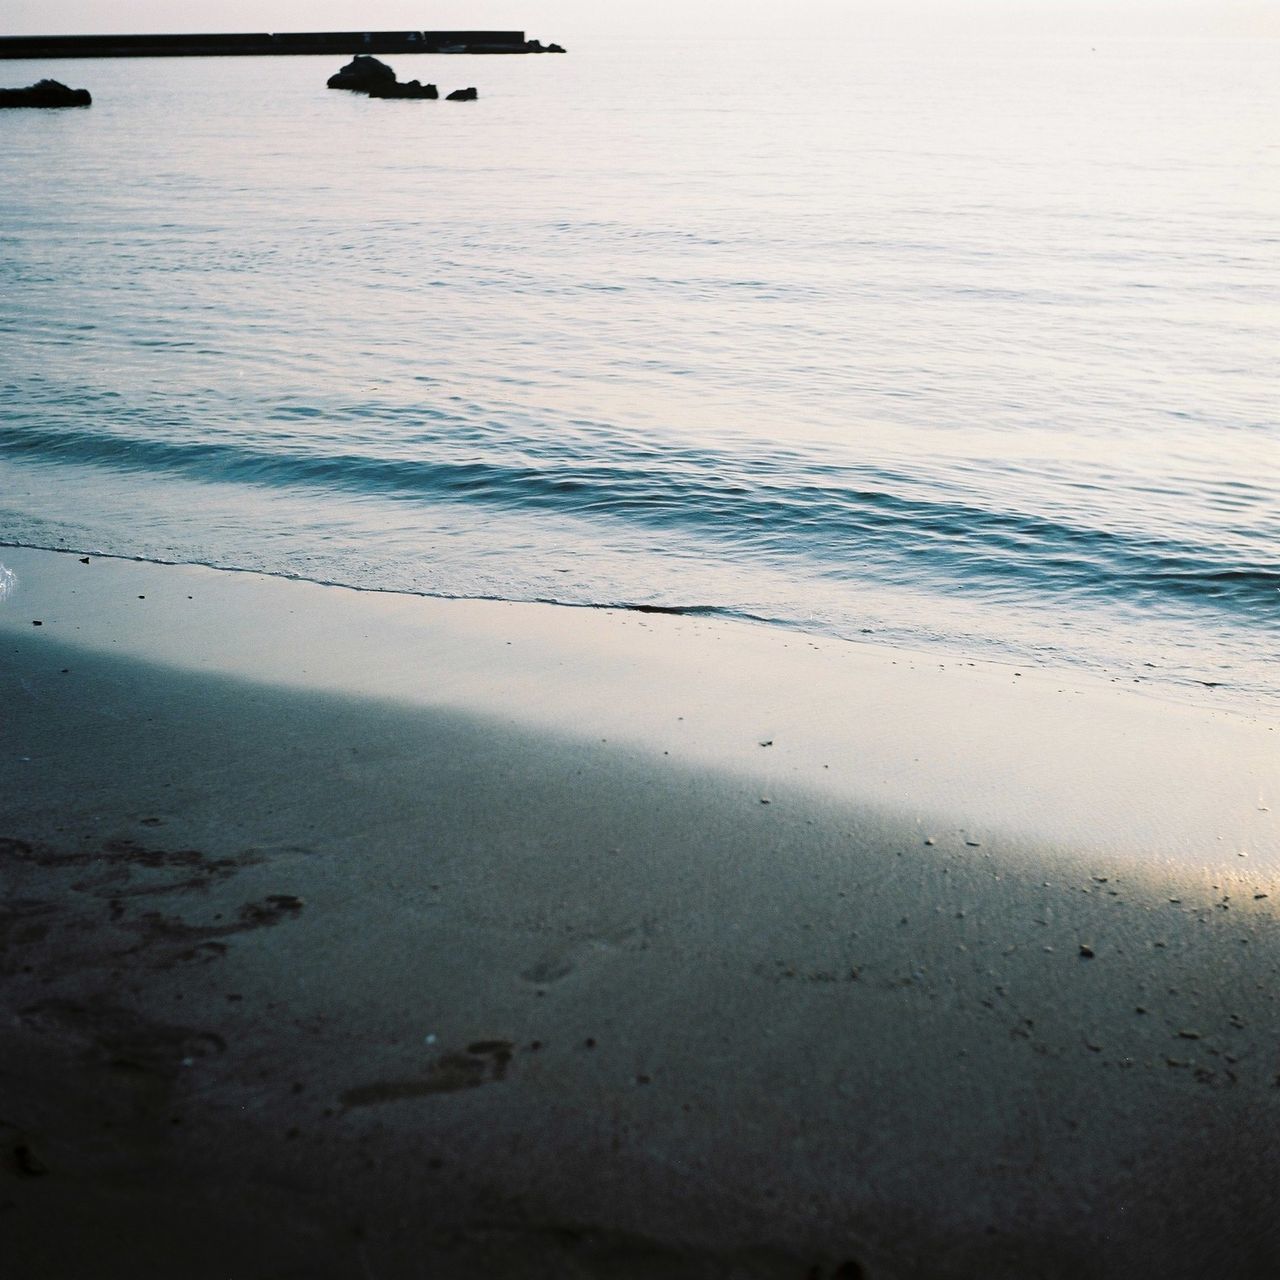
0,31 -> 564,59
328,57 -> 479,102
369,80 -> 439,100
325,55 -> 396,91
0,79 -> 91,107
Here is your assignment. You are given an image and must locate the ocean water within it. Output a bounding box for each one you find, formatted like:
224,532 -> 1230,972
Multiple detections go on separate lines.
1,34 -> 1277,708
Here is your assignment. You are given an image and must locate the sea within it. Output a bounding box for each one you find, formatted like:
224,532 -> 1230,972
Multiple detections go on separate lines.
1,29 -> 1277,710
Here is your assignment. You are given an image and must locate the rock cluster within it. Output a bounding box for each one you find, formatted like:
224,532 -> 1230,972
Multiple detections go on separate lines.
326,56 -> 397,91
327,56 -> 477,101
0,79 -> 92,108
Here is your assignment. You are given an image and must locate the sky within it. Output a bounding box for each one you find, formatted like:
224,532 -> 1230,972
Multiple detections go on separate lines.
1,2 -> 1276,42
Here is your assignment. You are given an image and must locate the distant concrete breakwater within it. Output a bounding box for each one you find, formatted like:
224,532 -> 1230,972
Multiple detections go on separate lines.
0,31 -> 565,60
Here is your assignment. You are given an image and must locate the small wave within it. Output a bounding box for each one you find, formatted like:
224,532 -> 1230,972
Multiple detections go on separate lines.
2,420 -> 1276,625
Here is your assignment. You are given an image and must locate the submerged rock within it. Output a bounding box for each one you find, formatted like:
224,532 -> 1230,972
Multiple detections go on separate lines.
368,80 -> 438,99
326,56 -> 397,92
0,79 -> 91,108
446,87 -> 478,101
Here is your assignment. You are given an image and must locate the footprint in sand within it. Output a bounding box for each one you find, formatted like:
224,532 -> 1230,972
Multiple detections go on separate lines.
519,922 -> 655,986
340,1039 -> 515,1107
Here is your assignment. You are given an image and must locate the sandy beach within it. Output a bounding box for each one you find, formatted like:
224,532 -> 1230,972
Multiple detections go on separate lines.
2,544 -> 1277,1278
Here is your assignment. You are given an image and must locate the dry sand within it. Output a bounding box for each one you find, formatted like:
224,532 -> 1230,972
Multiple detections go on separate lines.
1,545 -> 1277,1278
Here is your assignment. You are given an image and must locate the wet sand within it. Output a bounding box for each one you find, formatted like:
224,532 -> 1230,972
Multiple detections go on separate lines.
1,546 -> 1277,1278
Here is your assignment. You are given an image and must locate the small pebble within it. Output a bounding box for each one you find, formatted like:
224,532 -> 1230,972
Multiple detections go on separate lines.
1079,944 -> 1095,958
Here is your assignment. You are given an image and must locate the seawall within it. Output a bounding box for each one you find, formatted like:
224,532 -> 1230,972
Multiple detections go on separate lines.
0,31 -> 560,59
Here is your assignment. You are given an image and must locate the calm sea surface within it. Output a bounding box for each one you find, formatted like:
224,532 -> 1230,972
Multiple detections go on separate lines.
1,36 -> 1276,707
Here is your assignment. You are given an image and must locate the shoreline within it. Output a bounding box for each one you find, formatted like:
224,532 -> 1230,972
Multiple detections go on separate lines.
2,545 -> 1277,1277
2,538 -> 1270,722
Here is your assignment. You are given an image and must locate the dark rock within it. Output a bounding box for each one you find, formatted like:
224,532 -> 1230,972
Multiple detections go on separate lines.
0,80 -> 91,108
368,79 -> 438,99
524,40 -> 566,53
331,57 -> 446,101
326,56 -> 397,92
446,87 -> 478,101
